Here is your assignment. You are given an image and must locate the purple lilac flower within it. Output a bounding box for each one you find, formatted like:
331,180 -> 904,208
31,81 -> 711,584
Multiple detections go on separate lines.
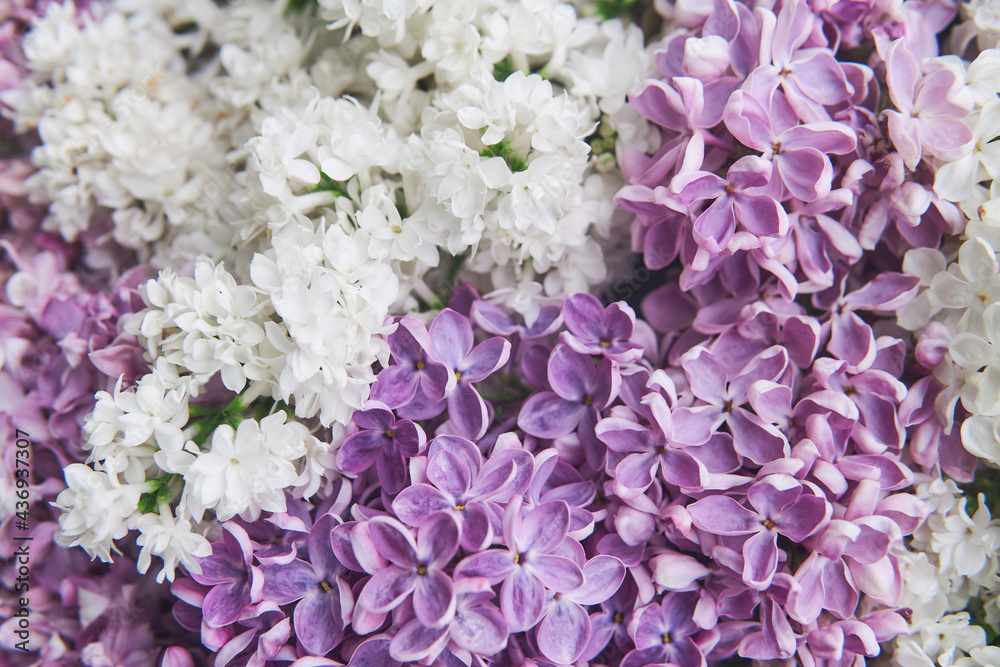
338,405 -> 426,494
455,498 -> 584,632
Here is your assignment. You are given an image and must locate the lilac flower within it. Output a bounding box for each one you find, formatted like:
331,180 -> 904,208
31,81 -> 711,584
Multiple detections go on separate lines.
674,156 -> 788,257
188,523 -> 263,629
259,515 -> 353,655
560,293 -> 644,362
756,0 -> 854,122
471,300 -> 563,339
597,392 -> 709,493
723,90 -> 857,202
428,308 -> 511,439
369,315 -> 449,417
392,434 -> 533,550
338,405 -> 425,495
388,577 -> 508,663
535,555 -> 626,664
883,39 -> 974,169
357,513 -> 460,628
680,344 -> 790,464
620,592 -> 709,667
455,498 -> 584,632
688,474 -> 831,589
518,344 -> 621,469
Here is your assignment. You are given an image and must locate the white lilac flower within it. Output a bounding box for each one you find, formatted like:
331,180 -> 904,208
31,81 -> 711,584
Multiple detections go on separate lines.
53,464 -> 144,562
182,413 -> 306,522
135,505 -> 212,583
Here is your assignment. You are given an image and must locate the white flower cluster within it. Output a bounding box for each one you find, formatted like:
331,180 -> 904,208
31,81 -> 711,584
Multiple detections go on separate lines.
894,478 -> 1000,666
34,0 -> 653,585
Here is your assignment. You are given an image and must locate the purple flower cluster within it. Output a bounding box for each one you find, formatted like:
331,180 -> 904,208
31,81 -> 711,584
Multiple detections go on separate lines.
168,283 -> 940,665
619,0 -> 968,295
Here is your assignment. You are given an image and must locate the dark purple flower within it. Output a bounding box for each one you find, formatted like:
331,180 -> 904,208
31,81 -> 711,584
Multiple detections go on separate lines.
428,308 -> 511,439
388,577 -> 508,663
259,515 -> 353,655
357,513 -> 460,628
560,293 -> 644,362
674,156 -> 788,258
370,315 -> 449,417
338,406 -> 425,494
455,498 -> 584,632
189,523 -> 263,629
518,344 -> 621,469
688,474 -> 831,589
620,592 -> 708,667
535,555 -> 626,664
392,435 -> 533,551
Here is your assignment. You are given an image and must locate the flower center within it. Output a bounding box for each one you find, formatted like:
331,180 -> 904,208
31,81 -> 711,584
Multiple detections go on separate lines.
661,632 -> 673,645
319,580 -> 332,592
416,360 -> 426,370
392,225 -> 402,234
771,141 -> 783,155
981,293 -> 991,304
455,370 -> 463,381
385,428 -> 395,438
600,339 -> 611,348
723,399 -> 734,413
724,184 -> 735,196
613,611 -> 624,624
584,395 -> 595,406
454,504 -> 465,511
763,518 -> 777,530
417,565 -> 428,576
512,552 -> 520,565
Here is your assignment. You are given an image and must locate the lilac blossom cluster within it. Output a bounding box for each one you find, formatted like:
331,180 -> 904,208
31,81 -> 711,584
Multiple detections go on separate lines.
2,0 -> 1000,664
164,290 -> 937,665
619,0 -> 971,296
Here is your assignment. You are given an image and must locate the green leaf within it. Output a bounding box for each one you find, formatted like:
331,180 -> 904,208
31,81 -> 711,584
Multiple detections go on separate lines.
137,474 -> 179,514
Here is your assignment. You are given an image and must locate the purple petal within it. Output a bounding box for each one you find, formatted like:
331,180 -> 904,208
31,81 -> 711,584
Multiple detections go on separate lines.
260,559 -> 316,604
791,51 -> 852,105
501,568 -> 545,632
596,418 -> 656,453
518,392 -> 587,439
687,495 -> 761,535
571,556 -> 627,605
747,474 -> 803,518
389,620 -> 449,663
547,345 -> 592,400
681,347 -> 728,405
417,513 -> 460,568
526,554 -> 585,592
520,501 -> 570,554
294,590 -> 345,655
458,502 -> 493,551
338,431 -> 386,474
429,309 -> 474,369
537,599 -> 592,664
358,567 -> 418,613
461,337 -> 511,382
450,605 -> 509,655
349,637 -> 404,667
775,495 -> 830,542
393,484 -> 454,527
376,447 -> 408,495
742,529 -> 778,589
563,293 -> 607,341
660,448 -> 708,489
203,582 -> 250,628
413,570 -> 456,627
447,382 -> 489,440
368,518 -> 418,567
733,193 -> 787,237
693,197 -> 736,253
426,449 -> 473,499
454,550 -> 516,585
